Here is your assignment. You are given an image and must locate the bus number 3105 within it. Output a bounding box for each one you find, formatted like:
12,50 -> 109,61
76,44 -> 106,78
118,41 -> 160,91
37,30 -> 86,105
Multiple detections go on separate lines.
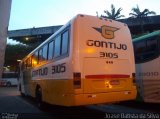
52,63 -> 66,74
100,52 -> 118,58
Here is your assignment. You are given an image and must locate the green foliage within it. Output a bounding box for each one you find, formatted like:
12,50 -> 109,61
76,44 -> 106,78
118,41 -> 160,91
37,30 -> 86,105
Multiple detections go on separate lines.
4,44 -> 34,70
129,5 -> 156,33
101,4 -> 125,20
129,5 -> 156,18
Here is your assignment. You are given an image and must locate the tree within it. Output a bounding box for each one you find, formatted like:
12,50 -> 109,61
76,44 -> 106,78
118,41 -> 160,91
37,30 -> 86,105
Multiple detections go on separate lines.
129,5 -> 156,33
101,4 -> 125,20
4,44 -> 34,71
129,5 -> 156,18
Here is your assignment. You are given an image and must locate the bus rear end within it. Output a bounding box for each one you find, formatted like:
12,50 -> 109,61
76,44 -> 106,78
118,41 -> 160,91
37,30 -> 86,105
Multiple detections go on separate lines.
72,15 -> 137,105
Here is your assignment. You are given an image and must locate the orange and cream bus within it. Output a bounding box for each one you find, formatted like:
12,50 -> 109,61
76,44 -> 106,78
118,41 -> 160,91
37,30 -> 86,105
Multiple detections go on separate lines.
18,14 -> 137,108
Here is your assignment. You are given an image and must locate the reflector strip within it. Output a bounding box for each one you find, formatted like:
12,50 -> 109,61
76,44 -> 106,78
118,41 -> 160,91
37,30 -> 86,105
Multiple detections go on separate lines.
85,74 -> 130,79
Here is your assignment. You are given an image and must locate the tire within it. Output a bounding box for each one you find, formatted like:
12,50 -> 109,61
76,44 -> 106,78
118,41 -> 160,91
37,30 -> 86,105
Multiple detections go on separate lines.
6,82 -> 11,87
35,87 -> 45,110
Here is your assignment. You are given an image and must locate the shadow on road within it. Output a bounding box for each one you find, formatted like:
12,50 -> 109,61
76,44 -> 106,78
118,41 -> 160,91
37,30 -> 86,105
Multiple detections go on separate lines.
21,96 -> 105,119
0,87 -> 105,119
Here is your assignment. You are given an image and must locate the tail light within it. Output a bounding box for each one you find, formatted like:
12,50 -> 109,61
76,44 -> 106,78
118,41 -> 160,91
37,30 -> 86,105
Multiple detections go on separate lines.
73,72 -> 81,89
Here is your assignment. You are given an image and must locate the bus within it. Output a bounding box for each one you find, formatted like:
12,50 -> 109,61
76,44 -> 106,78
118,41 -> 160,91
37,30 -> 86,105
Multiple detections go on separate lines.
18,14 -> 137,108
133,30 -> 160,103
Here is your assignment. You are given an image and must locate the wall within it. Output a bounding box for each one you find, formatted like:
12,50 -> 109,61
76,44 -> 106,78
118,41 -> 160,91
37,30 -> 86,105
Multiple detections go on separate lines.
0,0 -> 12,79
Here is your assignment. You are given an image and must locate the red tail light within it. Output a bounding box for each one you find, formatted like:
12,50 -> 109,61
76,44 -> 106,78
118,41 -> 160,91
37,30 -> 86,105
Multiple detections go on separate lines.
73,72 -> 81,89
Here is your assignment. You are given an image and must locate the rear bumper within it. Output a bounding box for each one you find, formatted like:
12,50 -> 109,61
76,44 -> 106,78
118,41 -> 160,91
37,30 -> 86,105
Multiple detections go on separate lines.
54,87 -> 137,106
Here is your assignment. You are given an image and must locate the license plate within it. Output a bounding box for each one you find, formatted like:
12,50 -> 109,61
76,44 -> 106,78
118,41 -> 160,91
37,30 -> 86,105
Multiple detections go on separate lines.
110,80 -> 120,85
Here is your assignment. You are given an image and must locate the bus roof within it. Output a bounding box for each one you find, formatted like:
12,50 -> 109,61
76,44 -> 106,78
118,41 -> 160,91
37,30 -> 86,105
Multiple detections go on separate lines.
133,30 -> 160,42
21,14 -> 128,62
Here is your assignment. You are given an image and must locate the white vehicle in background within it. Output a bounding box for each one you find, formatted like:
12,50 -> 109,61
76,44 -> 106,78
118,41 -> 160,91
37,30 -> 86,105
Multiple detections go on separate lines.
2,72 -> 18,87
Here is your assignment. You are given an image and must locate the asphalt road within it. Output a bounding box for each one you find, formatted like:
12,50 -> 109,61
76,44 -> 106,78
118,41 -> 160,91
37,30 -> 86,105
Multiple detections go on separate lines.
0,87 -> 104,119
0,87 -> 159,119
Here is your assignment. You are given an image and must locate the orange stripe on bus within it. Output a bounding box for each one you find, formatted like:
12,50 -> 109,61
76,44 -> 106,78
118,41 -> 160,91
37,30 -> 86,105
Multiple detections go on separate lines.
85,74 -> 130,79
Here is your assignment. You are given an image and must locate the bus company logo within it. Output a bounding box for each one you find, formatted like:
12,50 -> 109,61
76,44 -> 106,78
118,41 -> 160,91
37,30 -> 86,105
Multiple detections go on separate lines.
93,26 -> 119,39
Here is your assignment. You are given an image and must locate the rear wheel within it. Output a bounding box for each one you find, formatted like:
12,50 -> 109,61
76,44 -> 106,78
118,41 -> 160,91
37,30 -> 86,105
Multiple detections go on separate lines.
35,87 -> 45,110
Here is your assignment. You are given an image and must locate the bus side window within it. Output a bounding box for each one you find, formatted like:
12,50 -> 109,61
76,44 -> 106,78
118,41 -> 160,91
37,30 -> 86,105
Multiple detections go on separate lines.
54,35 -> 61,57
146,38 -> 157,52
38,48 -> 43,63
146,37 -> 158,59
2,72 -> 18,78
32,51 -> 38,67
134,36 -> 159,63
42,44 -> 48,60
61,30 -> 69,55
136,41 -> 146,54
48,41 -> 54,60
134,40 -> 146,62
